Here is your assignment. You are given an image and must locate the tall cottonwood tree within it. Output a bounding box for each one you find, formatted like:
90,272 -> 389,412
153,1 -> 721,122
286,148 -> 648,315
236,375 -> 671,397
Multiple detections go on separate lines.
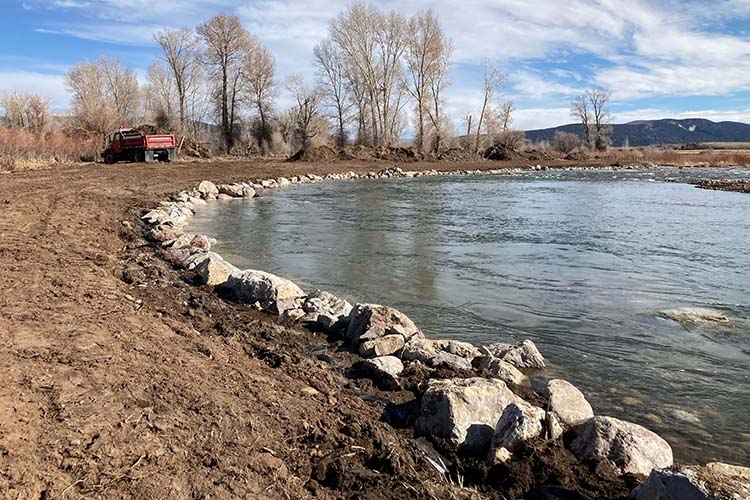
154,27 -> 201,135
197,13 -> 250,152
571,88 -> 612,150
570,94 -> 591,149
66,56 -> 139,139
328,3 -> 408,147
245,44 -> 278,155
143,60 -> 177,129
313,40 -> 350,147
286,74 -> 323,151
405,9 -> 451,154
588,88 -> 612,150
474,61 -> 507,153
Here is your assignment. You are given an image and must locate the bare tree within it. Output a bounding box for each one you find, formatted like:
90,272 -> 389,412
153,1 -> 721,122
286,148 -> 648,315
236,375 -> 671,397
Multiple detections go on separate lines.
245,43 -> 278,155
286,74 -> 323,151
1,92 -> 50,133
328,3 -> 408,147
66,56 -> 139,139
571,94 -> 592,149
405,9 -> 451,154
498,101 -> 514,132
154,27 -> 201,135
314,40 -> 351,147
553,131 -> 581,154
197,13 -> 250,152
475,60 -> 507,153
424,38 -> 452,154
588,88 -> 612,151
143,60 -> 177,129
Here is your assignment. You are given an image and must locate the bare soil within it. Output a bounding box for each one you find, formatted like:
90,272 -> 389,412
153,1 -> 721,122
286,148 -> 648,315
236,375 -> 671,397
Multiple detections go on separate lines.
1,158 -> 632,500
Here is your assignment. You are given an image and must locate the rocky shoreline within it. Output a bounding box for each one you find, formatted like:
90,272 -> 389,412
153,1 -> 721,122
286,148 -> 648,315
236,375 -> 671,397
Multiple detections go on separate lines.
140,166 -> 749,499
691,179 -> 750,193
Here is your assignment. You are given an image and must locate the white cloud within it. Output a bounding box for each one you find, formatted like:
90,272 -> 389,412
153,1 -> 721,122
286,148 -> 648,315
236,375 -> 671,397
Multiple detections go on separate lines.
512,71 -> 582,100
512,107 -> 573,130
0,71 -> 70,110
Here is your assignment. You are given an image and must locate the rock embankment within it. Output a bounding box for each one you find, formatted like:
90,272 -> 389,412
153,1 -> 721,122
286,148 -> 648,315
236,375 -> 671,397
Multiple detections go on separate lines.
692,179 -> 750,193
139,167 -> 749,499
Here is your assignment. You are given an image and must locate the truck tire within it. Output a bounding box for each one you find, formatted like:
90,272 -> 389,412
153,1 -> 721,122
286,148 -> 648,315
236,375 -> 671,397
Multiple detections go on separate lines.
104,152 -> 114,164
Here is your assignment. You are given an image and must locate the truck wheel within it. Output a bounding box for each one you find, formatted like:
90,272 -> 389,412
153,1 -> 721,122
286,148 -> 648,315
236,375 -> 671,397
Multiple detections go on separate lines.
104,152 -> 114,164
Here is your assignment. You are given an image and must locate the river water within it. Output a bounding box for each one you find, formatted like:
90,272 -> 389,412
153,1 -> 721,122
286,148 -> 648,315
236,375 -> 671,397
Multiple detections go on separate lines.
190,167 -> 750,465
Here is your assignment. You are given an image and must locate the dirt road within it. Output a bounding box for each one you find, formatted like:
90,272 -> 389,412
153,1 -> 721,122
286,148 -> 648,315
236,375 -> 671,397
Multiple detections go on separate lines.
0,158 -> 626,500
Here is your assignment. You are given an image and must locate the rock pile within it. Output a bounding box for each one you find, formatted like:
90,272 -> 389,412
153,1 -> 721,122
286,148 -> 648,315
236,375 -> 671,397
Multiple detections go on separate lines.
137,169 -> 748,499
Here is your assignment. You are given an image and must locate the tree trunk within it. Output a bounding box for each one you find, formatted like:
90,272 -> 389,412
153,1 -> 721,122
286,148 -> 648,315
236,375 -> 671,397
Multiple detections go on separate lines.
221,64 -> 230,153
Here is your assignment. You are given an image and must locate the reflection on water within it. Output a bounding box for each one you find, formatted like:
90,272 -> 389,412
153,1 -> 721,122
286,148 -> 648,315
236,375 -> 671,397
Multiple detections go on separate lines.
191,167 -> 750,465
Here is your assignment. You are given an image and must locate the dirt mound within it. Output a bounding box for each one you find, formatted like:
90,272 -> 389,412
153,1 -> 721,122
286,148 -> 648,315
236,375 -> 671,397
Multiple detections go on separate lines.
565,150 -> 590,161
525,149 -> 555,161
438,148 -> 483,162
484,144 -> 555,162
484,144 -> 522,161
375,146 -> 420,162
289,145 -> 421,163
181,139 -> 212,158
133,124 -> 171,135
289,145 -> 352,162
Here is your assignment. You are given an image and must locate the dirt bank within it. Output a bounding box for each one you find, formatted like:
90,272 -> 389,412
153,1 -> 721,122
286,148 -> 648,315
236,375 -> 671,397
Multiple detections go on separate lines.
1,158 -> 636,499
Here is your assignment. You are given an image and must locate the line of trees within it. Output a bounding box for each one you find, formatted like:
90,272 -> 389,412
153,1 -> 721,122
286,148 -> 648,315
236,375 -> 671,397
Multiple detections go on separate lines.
52,5 -> 522,157
3,4 -> 620,159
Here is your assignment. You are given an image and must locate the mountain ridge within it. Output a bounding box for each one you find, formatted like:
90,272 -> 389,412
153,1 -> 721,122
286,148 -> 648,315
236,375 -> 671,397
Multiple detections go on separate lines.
525,118 -> 750,147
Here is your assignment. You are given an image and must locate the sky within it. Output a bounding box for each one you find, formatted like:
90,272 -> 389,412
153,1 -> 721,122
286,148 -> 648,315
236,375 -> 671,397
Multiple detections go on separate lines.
1,0 -> 749,130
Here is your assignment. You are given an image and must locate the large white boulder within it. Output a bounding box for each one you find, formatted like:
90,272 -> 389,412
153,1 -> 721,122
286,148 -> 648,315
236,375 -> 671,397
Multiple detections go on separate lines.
194,253 -> 240,286
475,355 -> 527,385
546,379 -> 594,427
659,307 -> 730,325
356,356 -> 404,391
218,183 -> 245,197
346,304 -> 420,344
490,402 -> 546,459
415,377 -> 540,454
359,334 -> 405,358
401,337 -> 479,370
483,340 -> 546,369
302,290 -> 353,333
633,462 -> 750,500
197,180 -> 219,199
221,270 -> 305,304
569,416 -> 673,476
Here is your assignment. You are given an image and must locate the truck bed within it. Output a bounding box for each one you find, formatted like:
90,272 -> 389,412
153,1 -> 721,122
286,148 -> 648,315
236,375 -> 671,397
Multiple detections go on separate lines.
118,132 -> 175,150
144,134 -> 176,149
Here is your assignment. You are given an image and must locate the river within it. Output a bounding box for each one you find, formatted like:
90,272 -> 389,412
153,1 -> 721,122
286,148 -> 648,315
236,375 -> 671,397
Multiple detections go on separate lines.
190,167 -> 750,465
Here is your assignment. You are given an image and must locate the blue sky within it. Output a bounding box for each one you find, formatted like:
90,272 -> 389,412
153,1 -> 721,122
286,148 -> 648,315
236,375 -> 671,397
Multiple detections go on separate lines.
1,0 -> 749,130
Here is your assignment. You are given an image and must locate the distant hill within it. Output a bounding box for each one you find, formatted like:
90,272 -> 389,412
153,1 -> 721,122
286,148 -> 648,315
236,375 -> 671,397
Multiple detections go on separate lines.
525,119 -> 750,147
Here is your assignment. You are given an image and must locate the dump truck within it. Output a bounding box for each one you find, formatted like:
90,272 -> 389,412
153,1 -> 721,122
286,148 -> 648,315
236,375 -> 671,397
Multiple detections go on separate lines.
102,128 -> 176,164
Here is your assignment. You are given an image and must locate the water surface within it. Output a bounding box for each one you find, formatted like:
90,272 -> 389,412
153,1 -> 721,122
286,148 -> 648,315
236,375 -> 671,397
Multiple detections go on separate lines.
191,167 -> 750,465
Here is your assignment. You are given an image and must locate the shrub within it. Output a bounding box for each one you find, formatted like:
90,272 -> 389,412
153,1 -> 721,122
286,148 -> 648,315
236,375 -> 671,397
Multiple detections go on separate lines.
0,126 -> 100,171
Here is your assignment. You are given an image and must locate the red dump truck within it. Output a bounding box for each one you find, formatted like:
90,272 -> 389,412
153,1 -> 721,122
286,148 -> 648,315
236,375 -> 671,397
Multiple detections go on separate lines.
103,128 -> 176,164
